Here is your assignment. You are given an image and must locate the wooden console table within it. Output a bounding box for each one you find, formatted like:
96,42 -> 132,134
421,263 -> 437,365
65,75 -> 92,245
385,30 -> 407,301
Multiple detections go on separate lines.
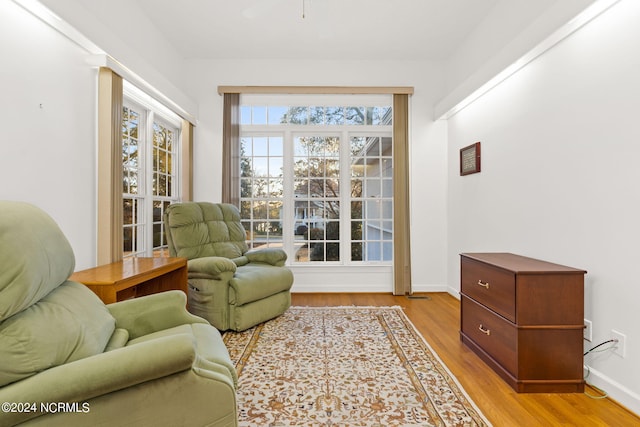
70,257 -> 188,304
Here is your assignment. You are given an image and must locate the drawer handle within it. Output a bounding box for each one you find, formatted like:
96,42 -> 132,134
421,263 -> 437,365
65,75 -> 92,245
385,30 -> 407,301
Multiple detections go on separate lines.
477,279 -> 490,289
478,324 -> 491,335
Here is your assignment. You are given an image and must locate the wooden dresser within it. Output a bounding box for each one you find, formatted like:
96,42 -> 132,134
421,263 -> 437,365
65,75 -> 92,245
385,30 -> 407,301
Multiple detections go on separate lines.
459,253 -> 586,393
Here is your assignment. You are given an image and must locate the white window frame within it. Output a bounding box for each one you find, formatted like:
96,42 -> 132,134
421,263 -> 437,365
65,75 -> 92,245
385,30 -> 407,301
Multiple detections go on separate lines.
239,94 -> 394,273
123,82 -> 181,258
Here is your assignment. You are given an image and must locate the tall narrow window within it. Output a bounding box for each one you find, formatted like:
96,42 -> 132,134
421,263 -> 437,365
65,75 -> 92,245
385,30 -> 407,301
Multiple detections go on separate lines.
294,135 -> 341,262
350,136 -> 393,262
240,135 -> 284,250
122,85 -> 181,257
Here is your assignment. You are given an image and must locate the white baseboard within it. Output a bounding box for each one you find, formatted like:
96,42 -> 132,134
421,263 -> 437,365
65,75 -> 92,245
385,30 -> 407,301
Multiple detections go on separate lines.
584,366 -> 640,416
410,283 -> 449,293
291,282 -> 452,294
291,282 -> 391,293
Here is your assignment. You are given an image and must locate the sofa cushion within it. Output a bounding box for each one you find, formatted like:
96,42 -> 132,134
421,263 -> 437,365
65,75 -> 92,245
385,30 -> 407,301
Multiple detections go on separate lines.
0,201 -> 76,321
0,281 -> 115,387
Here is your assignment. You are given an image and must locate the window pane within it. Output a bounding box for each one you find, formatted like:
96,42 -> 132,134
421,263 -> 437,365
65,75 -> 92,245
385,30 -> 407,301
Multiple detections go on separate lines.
240,106 -> 251,124
382,179 -> 393,197
269,137 -> 283,156
351,221 -> 363,239
268,201 -> 282,220
351,242 -> 363,261
240,178 -> 252,197
325,159 -> 339,178
268,106 -> 288,124
325,107 -> 344,125
252,106 -> 267,124
123,199 -> 134,225
241,158 -> 253,177
269,178 -> 283,197
253,137 -> 268,156
269,158 -> 283,176
382,158 -> 392,177
325,179 -> 339,197
309,106 -> 324,124
345,107 -> 365,125
294,139 -> 308,156
253,201 -> 267,219
289,107 -> 308,124
253,158 -> 268,177
368,106 -> 392,125
350,137 -> 366,157
350,201 -> 362,219
383,242 -> 393,261
153,223 -> 162,248
241,137 -> 252,156
240,201 -> 251,218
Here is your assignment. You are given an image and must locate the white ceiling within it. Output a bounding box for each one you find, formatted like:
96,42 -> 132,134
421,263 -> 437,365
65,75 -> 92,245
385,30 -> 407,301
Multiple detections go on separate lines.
131,0 -> 501,60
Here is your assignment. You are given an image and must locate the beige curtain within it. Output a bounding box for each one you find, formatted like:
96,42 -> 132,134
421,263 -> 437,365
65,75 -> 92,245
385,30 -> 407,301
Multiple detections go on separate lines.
222,93 -> 240,205
97,67 -> 123,265
181,120 -> 194,201
393,94 -> 412,295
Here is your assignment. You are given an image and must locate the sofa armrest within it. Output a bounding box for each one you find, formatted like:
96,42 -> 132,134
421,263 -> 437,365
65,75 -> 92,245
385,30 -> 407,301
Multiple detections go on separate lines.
187,256 -> 237,279
245,247 -> 288,266
0,334 -> 210,426
107,290 -> 207,339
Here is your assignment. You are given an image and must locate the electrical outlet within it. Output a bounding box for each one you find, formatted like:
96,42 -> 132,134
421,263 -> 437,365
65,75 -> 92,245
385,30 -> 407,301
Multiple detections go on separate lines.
611,330 -> 626,358
584,319 -> 593,342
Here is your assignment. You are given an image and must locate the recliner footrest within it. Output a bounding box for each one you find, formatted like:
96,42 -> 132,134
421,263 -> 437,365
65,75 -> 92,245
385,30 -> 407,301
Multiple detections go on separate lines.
230,265 -> 293,305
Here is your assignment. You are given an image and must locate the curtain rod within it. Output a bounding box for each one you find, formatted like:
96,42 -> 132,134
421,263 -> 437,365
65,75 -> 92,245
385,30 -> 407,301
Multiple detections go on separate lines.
217,86 -> 414,95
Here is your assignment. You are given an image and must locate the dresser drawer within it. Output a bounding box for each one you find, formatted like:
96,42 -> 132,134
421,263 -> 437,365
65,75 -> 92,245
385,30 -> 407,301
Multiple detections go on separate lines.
461,256 -> 516,322
461,295 -> 517,376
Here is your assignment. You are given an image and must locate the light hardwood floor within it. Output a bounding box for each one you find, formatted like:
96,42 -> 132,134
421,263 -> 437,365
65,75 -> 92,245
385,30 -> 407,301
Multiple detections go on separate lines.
291,292 -> 640,427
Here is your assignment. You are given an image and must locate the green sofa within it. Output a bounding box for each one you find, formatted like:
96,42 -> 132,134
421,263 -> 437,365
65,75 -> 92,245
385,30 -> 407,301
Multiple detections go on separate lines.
0,201 -> 238,427
164,202 -> 293,331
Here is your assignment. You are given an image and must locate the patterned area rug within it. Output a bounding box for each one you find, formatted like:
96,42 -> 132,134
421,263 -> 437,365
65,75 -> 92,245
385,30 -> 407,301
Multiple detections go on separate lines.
223,306 -> 491,427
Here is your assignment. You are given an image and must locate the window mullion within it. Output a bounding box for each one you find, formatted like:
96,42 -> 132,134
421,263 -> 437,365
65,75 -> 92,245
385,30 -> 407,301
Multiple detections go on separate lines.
143,110 -> 154,256
283,129 -> 294,263
340,129 -> 351,265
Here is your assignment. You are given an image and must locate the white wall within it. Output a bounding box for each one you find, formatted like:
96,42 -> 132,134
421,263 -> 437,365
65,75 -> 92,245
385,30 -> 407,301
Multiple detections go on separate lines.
438,0 -> 595,117
185,58 -> 450,291
0,0 -> 97,269
447,0 -> 640,412
40,0 -> 195,119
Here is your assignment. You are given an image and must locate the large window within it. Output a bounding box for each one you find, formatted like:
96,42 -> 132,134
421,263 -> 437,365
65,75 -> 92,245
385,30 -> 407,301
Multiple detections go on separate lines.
122,85 -> 181,257
239,96 -> 393,264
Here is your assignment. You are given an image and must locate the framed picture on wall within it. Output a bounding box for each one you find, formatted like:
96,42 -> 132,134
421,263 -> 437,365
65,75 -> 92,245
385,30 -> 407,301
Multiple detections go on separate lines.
460,142 -> 481,176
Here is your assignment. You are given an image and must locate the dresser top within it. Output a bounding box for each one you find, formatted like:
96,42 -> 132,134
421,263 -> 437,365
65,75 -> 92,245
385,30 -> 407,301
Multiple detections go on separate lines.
461,253 -> 586,274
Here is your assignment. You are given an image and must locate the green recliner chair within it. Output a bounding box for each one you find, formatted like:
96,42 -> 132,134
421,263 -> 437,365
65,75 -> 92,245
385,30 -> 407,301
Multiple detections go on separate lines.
0,201 -> 238,427
164,202 -> 293,331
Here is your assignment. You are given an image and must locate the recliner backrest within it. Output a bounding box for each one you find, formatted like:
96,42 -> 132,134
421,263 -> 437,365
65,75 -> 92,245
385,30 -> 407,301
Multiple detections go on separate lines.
165,202 -> 249,260
0,201 -> 76,321
0,201 -> 115,387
